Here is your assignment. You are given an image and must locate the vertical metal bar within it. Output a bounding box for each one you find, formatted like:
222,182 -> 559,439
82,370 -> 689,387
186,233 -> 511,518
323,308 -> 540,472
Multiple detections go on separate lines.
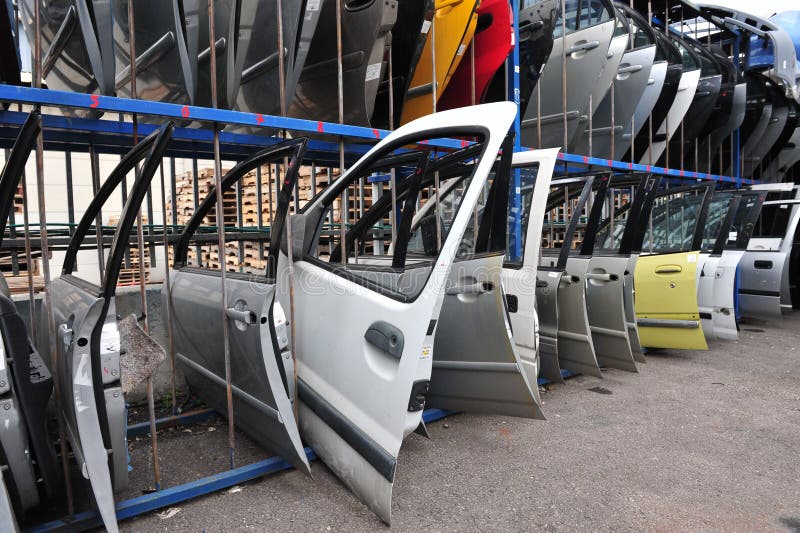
192,159 -> 201,263
588,94 -> 593,156
430,12 -> 437,114
561,0 -> 567,150
609,85 -> 615,160
208,0 -> 236,469
336,0 -> 346,266
158,163 -> 177,415
277,0 -> 287,116
127,0 -> 161,491
170,158 -> 177,227
18,160 -> 36,355
388,43 -> 395,130
33,0 -> 73,514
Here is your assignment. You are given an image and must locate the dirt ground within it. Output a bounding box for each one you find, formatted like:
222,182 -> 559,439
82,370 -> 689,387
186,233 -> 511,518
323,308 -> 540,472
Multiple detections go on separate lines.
110,313 -> 800,531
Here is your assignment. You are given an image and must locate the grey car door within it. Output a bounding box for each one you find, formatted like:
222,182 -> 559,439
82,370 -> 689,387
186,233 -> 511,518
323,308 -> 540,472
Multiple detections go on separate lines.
47,123 -> 174,533
165,138 -> 310,475
0,113 -> 49,525
521,0 -> 616,149
740,188 -> 800,318
539,176 -> 604,380
573,7 -> 656,157
19,0 -> 111,115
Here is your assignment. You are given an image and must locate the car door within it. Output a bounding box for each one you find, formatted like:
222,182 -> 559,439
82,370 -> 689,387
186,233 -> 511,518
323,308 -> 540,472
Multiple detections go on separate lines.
740,191 -> 800,318
502,149 -> 560,384
641,39 -> 701,165
19,0 -> 111,115
289,0 -> 397,126
696,192 -> 739,340
592,173 -> 659,363
581,176 -> 647,372
418,139 -> 549,419
165,139 -> 311,475
276,102 -> 516,524
46,123 -> 174,533
634,183 -> 712,350
709,191 -> 767,339
574,7 -> 656,158
0,112 -> 62,522
522,0 -> 616,149
538,176 -> 604,379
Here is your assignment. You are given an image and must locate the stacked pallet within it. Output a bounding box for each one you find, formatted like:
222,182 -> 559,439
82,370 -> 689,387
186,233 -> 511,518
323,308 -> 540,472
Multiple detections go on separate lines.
0,250 -> 44,294
166,165 -> 343,273
108,215 -> 151,286
13,184 -> 23,215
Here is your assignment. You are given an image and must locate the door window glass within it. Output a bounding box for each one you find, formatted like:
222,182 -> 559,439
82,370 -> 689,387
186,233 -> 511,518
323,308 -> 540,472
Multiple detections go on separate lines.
700,193 -> 733,252
505,164 -> 540,265
752,203 -> 793,239
642,191 -> 705,253
304,133 -> 489,301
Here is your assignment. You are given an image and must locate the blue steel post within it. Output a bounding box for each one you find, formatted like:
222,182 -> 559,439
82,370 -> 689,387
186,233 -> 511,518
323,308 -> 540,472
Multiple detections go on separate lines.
508,0 -> 523,259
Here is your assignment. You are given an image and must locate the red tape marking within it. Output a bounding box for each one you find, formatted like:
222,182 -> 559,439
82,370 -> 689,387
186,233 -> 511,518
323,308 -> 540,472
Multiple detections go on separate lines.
181,105 -> 190,118
90,94 -> 100,108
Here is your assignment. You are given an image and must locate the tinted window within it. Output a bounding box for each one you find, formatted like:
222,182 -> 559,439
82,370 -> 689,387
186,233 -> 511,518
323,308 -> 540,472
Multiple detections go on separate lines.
700,194 -> 733,252
642,191 -> 705,253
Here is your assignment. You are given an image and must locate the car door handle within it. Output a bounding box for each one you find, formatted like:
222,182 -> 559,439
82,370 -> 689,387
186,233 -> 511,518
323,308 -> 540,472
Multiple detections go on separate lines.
226,307 -> 257,326
617,64 -> 643,74
585,272 -> 619,282
655,265 -> 682,274
535,280 -> 549,288
446,282 -> 494,295
559,275 -> 581,285
364,321 -> 404,359
567,41 -> 600,56
754,260 -> 773,269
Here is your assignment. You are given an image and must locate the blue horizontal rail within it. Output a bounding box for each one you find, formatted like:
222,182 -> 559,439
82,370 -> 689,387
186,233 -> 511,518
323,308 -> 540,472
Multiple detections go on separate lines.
0,84 -> 752,184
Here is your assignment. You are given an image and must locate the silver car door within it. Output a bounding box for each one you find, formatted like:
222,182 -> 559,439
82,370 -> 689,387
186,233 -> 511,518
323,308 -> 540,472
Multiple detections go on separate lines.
643,69 -> 700,163
582,177 -> 640,372
741,195 -> 800,318
745,98 -> 789,178
0,113 -> 62,519
539,176 -> 603,379
289,0 -> 397,126
766,126 -> 800,183
575,11 -> 656,157
502,148 -> 560,383
522,0 -> 616,149
593,174 -> 660,363
712,191 -> 767,339
619,60 -> 666,160
0,467 -> 18,533
47,123 -> 174,533
412,137 -> 545,419
696,192 -> 738,340
165,139 -> 310,474
276,103 -> 516,524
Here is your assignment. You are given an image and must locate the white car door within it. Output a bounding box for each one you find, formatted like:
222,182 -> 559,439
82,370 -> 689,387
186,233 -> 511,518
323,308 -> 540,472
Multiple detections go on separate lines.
276,102 -> 517,524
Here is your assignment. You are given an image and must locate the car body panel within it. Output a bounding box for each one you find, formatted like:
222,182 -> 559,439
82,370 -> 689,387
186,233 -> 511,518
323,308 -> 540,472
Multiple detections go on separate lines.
518,0 -> 559,117
112,0 -> 195,105
439,0 -> 514,110
276,103 -> 517,524
641,69 -> 700,164
741,192 -> 800,318
234,0 -> 305,116
522,2 -> 616,149
574,42 -> 656,158
401,0 -> 480,124
502,149 -> 560,383
744,98 -> 789,177
19,0 -> 111,117
44,124 -> 174,533
635,251 -> 708,349
619,61 -> 667,161
290,0 -> 397,126
165,140 -> 310,475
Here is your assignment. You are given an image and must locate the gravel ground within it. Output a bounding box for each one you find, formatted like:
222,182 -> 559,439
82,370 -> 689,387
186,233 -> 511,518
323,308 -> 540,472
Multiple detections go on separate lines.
116,313 -> 800,532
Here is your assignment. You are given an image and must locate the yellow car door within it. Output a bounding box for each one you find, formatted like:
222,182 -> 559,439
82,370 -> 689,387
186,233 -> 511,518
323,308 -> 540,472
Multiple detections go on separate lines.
401,0 -> 480,124
634,184 -> 713,350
